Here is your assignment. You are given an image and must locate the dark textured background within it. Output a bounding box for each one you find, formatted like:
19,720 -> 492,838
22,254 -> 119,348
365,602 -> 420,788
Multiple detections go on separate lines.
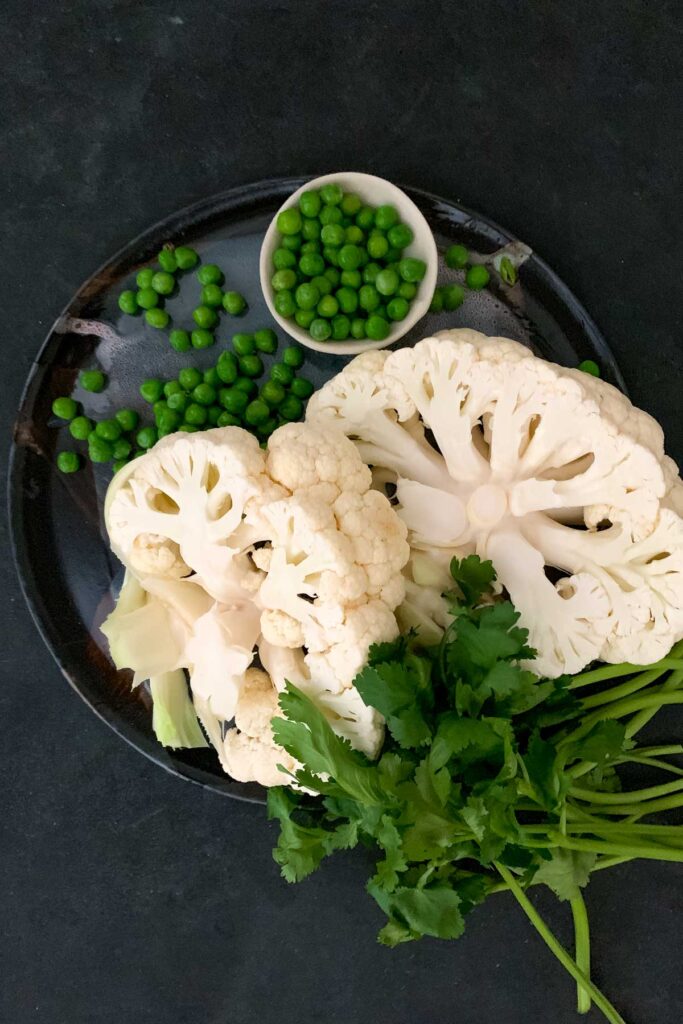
2,2 -> 682,1022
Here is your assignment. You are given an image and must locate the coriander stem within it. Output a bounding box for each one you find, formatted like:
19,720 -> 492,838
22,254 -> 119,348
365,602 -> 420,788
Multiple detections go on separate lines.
553,835 -> 683,862
493,863 -> 626,1024
560,693 -> 683,746
568,656 -> 683,689
580,669 -> 664,709
591,855 -> 633,871
570,778 -> 683,805
625,669 -> 683,739
618,755 -> 683,777
571,893 -> 591,1014
631,744 -> 683,758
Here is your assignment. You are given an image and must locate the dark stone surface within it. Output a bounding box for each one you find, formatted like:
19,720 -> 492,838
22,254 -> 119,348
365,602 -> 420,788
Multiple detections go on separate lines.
1,2 -> 681,1022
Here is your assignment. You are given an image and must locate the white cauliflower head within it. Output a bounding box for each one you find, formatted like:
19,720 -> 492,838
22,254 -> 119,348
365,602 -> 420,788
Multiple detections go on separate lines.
221,668 -> 299,788
308,329 -> 683,677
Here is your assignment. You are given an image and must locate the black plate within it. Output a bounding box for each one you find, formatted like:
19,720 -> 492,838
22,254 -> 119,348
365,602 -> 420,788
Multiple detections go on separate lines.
9,178 -> 624,803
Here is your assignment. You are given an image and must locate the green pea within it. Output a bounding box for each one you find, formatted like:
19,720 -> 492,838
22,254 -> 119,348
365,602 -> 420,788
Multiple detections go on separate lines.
466,264 -> 490,289
174,246 -> 199,270
290,377 -> 314,399
355,206 -> 374,230
178,367 -> 202,391
52,397 -> 78,420
323,268 -> 340,289
193,305 -> 218,329
274,290 -> 296,318
295,309 -> 315,331
387,297 -> 409,321
579,359 -> 601,377
273,247 -> 297,270
301,240 -> 321,254
340,193 -> 361,216
399,257 -> 427,283
179,424 -> 199,433
234,376 -> 257,396
337,244 -> 362,271
191,328 -> 215,350
239,353 -> 264,378
220,387 -> 249,414
366,315 -> 390,341
309,318 -> 331,342
157,409 -> 181,435
367,233 -> 389,260
310,274 -> 332,297
223,291 -> 247,316
158,249 -> 178,273
374,303 -> 388,321
216,351 -> 239,384
301,217 -> 321,241
271,362 -> 295,386
118,290 -> 139,315
88,435 -> 113,463
280,394 -> 304,421
363,262 -> 382,284
136,287 -> 159,310
359,284 -> 381,312
231,334 -> 254,358
163,381 -> 180,400
136,268 -> 155,289
376,268 -> 400,296
167,391 -> 188,414
445,244 -> 469,269
139,378 -> 164,404
57,451 -> 80,473
374,205 -> 398,231
136,426 -> 158,449
115,408 -> 139,432
343,225 -> 363,245
335,286 -> 358,314
278,347 -> 302,371
331,314 -> 351,340
299,252 -> 325,277
295,282 -> 320,311
317,295 -> 339,318
322,246 -> 340,267
276,207 -> 302,236
69,415 -> 94,440
339,269 -> 361,289
319,204 -> 343,226
197,264 -> 224,286
299,190 -> 322,218
203,367 -> 220,388
320,183 -> 343,206
95,418 -> 122,442
217,411 -> 241,427
261,380 -> 286,407
254,328 -> 278,353
184,403 -> 207,426
112,438 -> 132,460
145,308 -> 170,329
245,398 -> 270,425
201,283 -> 224,307
169,328 -> 191,352
206,405 -> 223,426
398,281 -> 417,300
79,370 -> 106,393
429,286 -> 445,313
112,459 -> 129,473
257,416 -> 278,440
281,233 -> 302,251
151,271 -> 175,296
321,223 -> 345,247
443,284 -> 465,310
192,383 -> 217,406
272,268 -> 297,291
350,318 -> 366,340
153,399 -> 169,421
388,223 -> 414,250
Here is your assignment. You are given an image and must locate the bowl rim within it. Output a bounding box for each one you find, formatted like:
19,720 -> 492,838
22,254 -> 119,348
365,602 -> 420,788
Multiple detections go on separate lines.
259,171 -> 438,356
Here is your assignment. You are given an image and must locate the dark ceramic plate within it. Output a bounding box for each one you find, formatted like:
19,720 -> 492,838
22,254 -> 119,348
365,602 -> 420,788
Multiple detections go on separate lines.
9,178 -> 624,803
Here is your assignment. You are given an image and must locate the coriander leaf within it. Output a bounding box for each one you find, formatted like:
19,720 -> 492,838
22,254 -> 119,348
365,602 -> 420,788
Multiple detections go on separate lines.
267,787 -> 334,882
415,756 -> 451,808
431,715 -> 502,770
369,882 -> 465,942
372,816 -> 408,892
533,848 -> 597,901
568,721 -> 628,765
387,707 -> 432,749
368,633 -> 413,665
449,555 -> 497,604
354,663 -> 416,717
377,919 -> 417,946
524,731 -> 562,811
400,799 -> 459,862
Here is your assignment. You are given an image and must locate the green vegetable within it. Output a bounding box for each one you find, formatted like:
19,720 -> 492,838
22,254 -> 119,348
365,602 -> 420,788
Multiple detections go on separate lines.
238,353 -> 264,378
374,204 -> 398,231
443,284 -> 465,310
95,418 -> 122,442
445,243 -> 469,269
136,426 -> 157,449
201,283 -> 224,307
310,318 -> 331,342
178,367 -> 202,391
281,233 -> 303,251
295,283 -> 320,311
356,206 -> 374,230
184,403 -> 207,426
158,249 -> 178,273
398,282 -> 417,300
223,291 -> 247,315
192,383 -> 217,406
139,378 -> 164,403
317,295 -> 339,319
579,360 -> 601,377
112,438 -> 132,460
387,297 -> 409,321
387,223 -> 413,250
466,264 -> 490,290
269,556 -> 683,1024
302,218 -> 321,241
136,287 -> 159,310
169,329 -> 191,352
295,309 -> 315,329
69,415 -> 93,440
203,367 -> 220,388
174,246 -> 198,270
136,268 -> 155,289
234,376 -> 257,396
289,377 -> 314,399
118,290 -> 139,315
359,284 -> 381,312
216,352 -> 238,384
338,244 -> 362,271
429,287 -> 444,313
299,190 -> 322,218
254,328 -> 278,353
321,223 -> 345,247
499,256 -> 518,286
191,328 -> 215,350
115,409 -> 139,432
193,305 -> 218,329
261,380 -> 286,407
197,264 -> 224,286
88,435 -> 113,463
398,257 -> 426,282
277,207 -> 303,236
112,459 -> 129,473
341,192 -> 361,216
166,391 -> 188,414
350,318 -> 366,339
244,398 -> 270,426
320,183 -> 343,206
52,397 -> 78,421
282,345 -> 304,368
57,451 -> 80,473
320,205 -> 342,227
217,411 -> 241,427
220,387 -> 249,414
274,290 -> 296,318
80,370 -> 106,393
232,333 -> 255,356
366,315 -> 390,341
340,269 -> 362,289
299,252 -> 325,277
145,308 -> 170,329
272,268 -> 298,292
273,248 -> 297,270
151,271 -> 175,296
279,394 -> 303,421
150,670 -> 208,749
367,233 -> 389,260
331,314 -> 351,340
375,268 -> 400,296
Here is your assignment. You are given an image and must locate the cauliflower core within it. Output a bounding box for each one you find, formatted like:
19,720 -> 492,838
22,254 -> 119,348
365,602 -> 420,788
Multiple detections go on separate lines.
308,329 -> 683,677
103,423 -> 409,784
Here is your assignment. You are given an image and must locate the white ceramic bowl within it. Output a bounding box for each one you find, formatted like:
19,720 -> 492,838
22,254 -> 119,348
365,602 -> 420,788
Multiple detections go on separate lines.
260,172 -> 438,355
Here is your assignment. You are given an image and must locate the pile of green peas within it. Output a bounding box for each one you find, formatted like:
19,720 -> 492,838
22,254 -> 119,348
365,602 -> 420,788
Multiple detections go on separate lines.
51,331 -> 313,473
118,245 -> 248,344
428,243 -> 503,314
271,183 -> 428,343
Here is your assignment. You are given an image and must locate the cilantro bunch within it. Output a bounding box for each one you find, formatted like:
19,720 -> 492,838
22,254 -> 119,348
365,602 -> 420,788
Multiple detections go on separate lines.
268,557 -> 683,1024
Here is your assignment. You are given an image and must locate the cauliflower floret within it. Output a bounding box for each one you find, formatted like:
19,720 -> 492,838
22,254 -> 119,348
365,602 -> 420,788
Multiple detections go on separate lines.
309,329 -> 683,676
222,669 -> 299,787
267,420 -> 372,497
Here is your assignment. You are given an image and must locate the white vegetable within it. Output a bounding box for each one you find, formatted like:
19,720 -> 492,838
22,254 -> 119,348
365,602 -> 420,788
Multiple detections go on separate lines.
308,329 -> 683,677
221,669 -> 299,787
